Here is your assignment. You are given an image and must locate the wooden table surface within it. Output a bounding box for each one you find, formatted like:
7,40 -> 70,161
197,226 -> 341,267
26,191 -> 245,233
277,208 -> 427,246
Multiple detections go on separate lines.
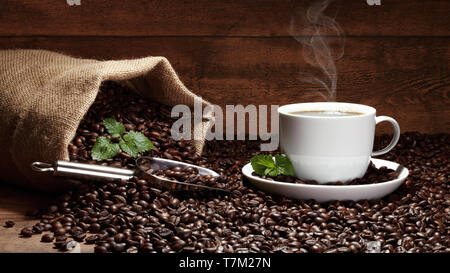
0,185 -> 93,253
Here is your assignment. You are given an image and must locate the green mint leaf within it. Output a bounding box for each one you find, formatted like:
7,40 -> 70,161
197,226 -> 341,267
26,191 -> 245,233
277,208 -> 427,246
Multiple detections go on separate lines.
119,131 -> 154,158
104,118 -> 125,138
250,154 -> 295,177
250,154 -> 276,176
268,169 -> 280,177
91,136 -> 120,161
274,154 -> 295,176
119,139 -> 137,158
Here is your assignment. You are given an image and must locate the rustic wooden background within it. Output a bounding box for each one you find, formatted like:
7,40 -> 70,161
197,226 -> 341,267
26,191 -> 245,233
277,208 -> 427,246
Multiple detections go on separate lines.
1,0 -> 449,134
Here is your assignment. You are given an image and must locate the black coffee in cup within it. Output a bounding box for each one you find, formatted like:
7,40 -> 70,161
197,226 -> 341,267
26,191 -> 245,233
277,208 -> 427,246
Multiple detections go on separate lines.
290,110 -> 364,117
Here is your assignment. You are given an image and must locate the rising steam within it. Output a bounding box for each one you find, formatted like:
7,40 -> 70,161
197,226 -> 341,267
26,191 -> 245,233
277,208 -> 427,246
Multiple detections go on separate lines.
289,0 -> 345,101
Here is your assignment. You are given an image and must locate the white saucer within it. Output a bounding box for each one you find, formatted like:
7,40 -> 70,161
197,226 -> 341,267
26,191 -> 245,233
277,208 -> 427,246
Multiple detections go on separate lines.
242,158 -> 409,202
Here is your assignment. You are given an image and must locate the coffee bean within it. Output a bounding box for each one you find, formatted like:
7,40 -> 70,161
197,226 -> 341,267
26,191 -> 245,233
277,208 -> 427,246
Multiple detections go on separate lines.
4,221 -> 15,228
89,223 -> 101,233
158,228 -> 173,238
54,228 -> 66,236
53,236 -> 69,249
20,227 -> 33,237
85,235 -> 99,244
171,239 -> 186,251
113,195 -> 126,204
112,242 -> 126,252
61,240 -> 78,251
114,233 -> 125,243
32,224 -> 44,234
41,233 -> 55,242
72,233 -> 87,242
51,221 -> 63,231
126,246 -> 139,253
94,245 -> 108,253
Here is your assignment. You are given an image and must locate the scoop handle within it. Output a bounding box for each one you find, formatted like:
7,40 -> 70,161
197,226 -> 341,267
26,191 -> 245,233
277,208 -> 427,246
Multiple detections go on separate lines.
31,159 -> 229,195
31,161 -> 135,181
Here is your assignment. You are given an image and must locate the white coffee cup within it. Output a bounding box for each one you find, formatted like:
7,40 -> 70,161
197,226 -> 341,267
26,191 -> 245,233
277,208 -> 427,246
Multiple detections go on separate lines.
278,102 -> 400,184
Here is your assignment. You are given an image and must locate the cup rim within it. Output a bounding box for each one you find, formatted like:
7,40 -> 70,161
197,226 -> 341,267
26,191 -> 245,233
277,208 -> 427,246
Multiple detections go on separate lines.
278,102 -> 376,118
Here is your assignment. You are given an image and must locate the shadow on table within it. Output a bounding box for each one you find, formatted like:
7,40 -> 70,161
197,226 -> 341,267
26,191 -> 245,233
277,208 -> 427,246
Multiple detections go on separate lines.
0,184 -> 56,215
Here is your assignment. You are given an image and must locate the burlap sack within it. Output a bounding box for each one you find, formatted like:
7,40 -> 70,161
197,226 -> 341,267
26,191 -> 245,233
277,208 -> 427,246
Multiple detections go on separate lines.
0,49 -> 212,192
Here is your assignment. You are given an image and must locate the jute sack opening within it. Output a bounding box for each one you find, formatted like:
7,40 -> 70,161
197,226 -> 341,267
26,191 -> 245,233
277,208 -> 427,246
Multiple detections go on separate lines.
0,50 -> 213,192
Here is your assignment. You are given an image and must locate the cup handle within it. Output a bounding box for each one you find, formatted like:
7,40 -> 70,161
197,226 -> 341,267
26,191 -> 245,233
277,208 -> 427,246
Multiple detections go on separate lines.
372,116 -> 400,157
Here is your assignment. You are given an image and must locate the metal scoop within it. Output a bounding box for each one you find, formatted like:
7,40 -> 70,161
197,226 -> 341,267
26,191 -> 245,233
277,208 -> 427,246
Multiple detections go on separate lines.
31,156 -> 228,194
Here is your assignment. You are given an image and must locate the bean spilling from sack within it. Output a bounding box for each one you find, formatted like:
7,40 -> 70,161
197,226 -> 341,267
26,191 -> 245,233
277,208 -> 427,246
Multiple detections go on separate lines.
10,82 -> 450,253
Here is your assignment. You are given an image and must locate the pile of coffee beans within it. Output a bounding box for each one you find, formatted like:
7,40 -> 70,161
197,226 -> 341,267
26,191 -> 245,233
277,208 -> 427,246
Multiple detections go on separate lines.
18,82 -> 449,253
253,162 -> 399,185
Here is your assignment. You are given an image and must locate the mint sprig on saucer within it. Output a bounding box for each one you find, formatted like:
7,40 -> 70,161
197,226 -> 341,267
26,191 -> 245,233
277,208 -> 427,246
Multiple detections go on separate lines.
250,154 -> 295,177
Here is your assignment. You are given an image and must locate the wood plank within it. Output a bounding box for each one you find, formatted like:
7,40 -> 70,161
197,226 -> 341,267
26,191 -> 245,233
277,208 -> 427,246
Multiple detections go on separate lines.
1,0 -> 449,37
0,36 -> 449,134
